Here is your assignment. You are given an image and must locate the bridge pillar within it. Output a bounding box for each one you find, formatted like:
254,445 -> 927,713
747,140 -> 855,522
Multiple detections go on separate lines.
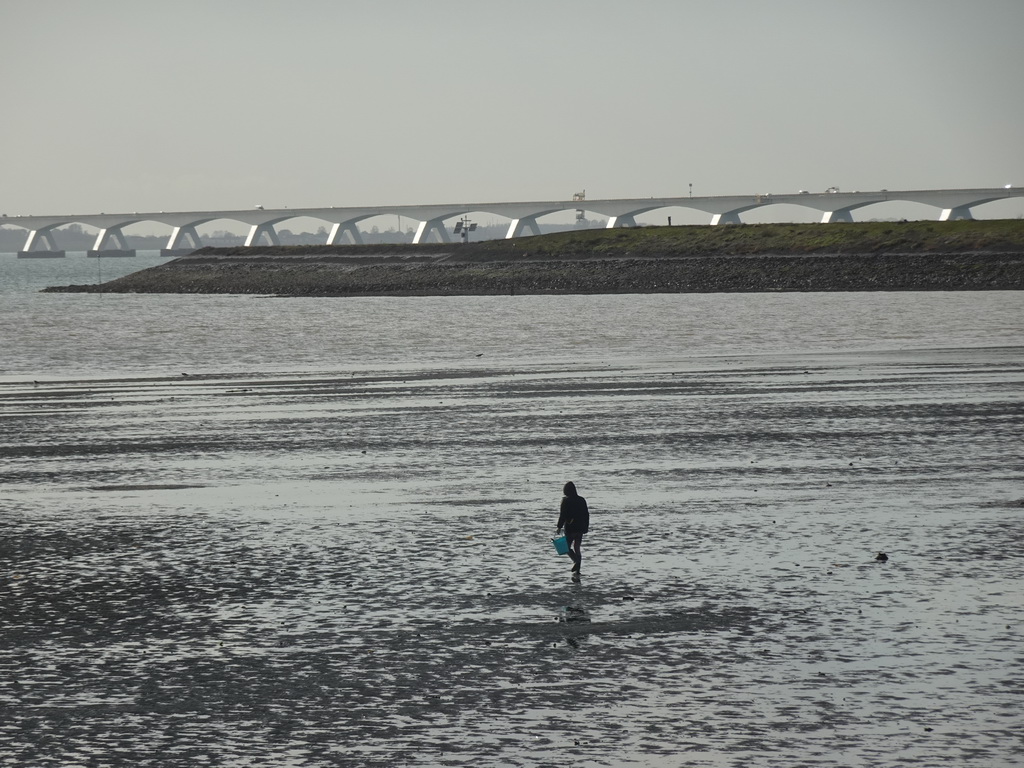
88,227 -> 134,257
939,205 -> 974,221
412,217 -> 452,244
165,225 -> 203,251
505,217 -> 542,239
92,227 -> 130,251
606,214 -> 638,228
245,223 -> 280,247
710,212 -> 743,226
820,209 -> 855,224
20,227 -> 63,255
326,221 -> 365,245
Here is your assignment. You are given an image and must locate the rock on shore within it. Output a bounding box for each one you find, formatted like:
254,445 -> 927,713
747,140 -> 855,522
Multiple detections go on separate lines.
44,221 -> 1024,295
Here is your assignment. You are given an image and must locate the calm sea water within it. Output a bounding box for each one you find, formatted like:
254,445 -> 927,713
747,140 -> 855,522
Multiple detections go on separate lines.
1,252 -> 1022,767
1,251 -> 1023,382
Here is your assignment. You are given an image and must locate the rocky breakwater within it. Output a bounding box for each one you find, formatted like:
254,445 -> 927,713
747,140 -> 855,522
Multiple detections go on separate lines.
44,220 -> 1024,296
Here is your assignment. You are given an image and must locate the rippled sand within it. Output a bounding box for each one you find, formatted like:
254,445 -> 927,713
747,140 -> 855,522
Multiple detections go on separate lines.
1,348 -> 1022,767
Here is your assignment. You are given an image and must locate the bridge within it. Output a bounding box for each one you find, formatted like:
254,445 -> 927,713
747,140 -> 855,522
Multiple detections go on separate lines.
3,186 -> 1021,258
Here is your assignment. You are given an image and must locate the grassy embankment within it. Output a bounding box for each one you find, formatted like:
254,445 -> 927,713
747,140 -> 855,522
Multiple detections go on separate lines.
45,219 -> 1024,295
188,219 -> 1024,261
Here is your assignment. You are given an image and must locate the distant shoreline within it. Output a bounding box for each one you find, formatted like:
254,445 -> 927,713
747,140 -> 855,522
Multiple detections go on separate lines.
43,221 -> 1024,295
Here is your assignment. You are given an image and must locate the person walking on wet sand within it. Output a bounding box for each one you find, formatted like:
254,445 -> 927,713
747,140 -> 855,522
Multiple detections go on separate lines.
556,481 -> 589,574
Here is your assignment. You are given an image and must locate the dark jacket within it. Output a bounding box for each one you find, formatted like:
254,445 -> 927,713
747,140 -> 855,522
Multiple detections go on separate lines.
558,494 -> 589,535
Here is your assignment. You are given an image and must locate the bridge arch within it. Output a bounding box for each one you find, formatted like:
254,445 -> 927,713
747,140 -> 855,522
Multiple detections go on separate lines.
6,188 -> 1021,253
738,203 -> 826,224
965,197 -> 1024,219
632,206 -> 717,227
321,213 -> 391,244
844,200 -> 942,222
479,206 -> 574,239
162,217 -> 254,251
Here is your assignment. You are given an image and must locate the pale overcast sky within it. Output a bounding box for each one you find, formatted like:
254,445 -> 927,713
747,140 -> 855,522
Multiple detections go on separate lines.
2,0 -> 1022,220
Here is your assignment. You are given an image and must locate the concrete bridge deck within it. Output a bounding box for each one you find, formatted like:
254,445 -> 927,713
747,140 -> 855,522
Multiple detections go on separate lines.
2,187 -> 1020,257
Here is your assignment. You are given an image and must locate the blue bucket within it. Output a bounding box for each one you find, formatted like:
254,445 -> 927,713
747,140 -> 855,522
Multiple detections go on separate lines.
552,535 -> 569,555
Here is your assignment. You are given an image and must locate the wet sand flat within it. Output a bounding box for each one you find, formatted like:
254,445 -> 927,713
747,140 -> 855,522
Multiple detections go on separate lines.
1,348 -> 1022,767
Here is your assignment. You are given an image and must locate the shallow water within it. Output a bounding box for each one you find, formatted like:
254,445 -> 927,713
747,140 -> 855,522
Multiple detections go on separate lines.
2,260 -> 1023,765
3,286 -> 1024,382
1,342 -> 1022,767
